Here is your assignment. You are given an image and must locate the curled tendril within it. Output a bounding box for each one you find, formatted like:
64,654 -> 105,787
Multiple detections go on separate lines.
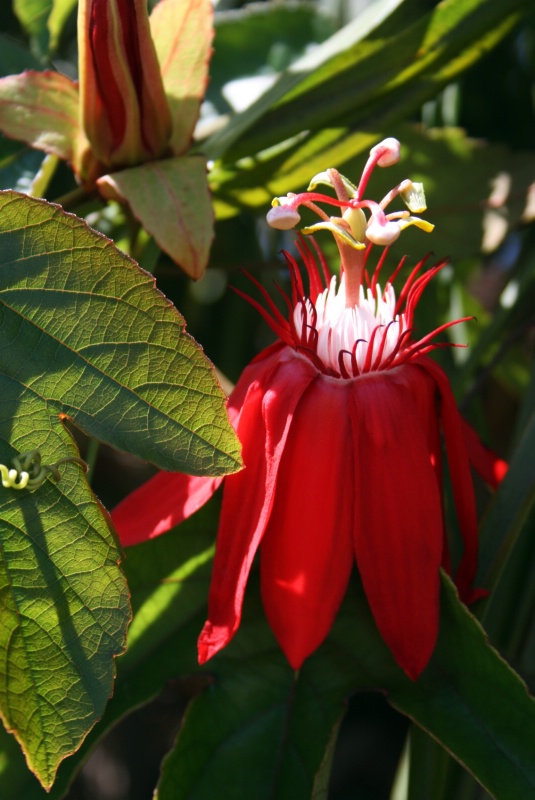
2,450 -> 87,491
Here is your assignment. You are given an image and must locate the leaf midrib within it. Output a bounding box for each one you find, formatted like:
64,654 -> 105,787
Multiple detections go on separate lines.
0,302 -> 237,469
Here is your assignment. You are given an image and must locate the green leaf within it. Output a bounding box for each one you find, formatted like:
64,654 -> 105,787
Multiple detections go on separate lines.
0,423 -> 130,790
13,0 -> 52,40
0,711 -> 45,798
0,508 -> 219,800
477,410 -> 535,592
0,71 -> 84,164
208,2 -> 335,108
155,596 -> 296,800
47,0 -> 77,53
209,127 -> 378,221
154,571 -> 535,800
0,34 -> 42,77
0,130 -> 59,200
14,0 -> 77,54
455,235 -> 535,393
203,0 -> 529,162
0,140 -> 46,194
476,403 -> 535,689
97,156 -> 215,279
27,153 -> 59,198
203,0 -> 404,161
386,577 -> 535,799
150,0 -> 213,157
0,190 -> 239,473
311,716 -> 344,800
407,726 -> 452,800
0,189 -> 239,790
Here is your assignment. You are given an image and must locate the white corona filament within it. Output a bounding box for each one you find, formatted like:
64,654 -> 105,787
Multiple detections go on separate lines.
293,273 -> 406,374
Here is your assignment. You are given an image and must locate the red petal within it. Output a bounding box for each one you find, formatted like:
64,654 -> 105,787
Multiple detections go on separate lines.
461,419 -> 508,489
110,347 -> 289,546
396,366 -> 451,575
260,376 -> 354,669
418,358 -> 480,602
198,348 -> 317,663
350,369 -> 443,680
112,471 -> 222,546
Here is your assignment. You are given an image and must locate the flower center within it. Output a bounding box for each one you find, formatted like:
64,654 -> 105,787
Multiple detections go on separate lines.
294,273 -> 407,378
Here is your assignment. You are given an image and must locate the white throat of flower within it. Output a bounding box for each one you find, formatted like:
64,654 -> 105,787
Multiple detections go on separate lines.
294,274 -> 407,375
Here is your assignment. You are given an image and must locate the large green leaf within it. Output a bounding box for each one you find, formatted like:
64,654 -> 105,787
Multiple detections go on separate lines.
407,360 -> 535,800
202,0 -> 529,162
0,190 -> 240,789
387,578 -> 534,799
0,416 -> 130,791
52,518 -> 534,800
201,0 -> 404,160
0,191 -> 240,473
0,505 -> 219,800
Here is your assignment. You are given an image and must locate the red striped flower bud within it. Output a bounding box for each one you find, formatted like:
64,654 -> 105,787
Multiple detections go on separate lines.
78,0 -> 172,168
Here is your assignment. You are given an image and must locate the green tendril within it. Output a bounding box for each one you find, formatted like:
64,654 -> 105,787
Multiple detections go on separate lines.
2,450 -> 87,491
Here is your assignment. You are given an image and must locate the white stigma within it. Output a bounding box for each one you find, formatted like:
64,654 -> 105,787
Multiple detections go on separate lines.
293,274 -> 407,375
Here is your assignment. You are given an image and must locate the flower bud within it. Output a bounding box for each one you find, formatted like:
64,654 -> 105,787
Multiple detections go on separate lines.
78,0 -> 172,168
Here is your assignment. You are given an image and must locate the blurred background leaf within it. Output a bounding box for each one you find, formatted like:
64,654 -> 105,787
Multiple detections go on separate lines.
200,0 -> 532,161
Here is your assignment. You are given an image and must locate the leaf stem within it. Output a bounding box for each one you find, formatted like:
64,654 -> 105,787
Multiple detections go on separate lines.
53,185 -> 92,211
85,438 -> 100,485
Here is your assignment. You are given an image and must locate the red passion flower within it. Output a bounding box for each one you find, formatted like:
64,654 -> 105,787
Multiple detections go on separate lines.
112,139 -> 506,679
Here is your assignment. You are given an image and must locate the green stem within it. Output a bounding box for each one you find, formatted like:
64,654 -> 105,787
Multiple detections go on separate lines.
124,204 -> 142,259
85,438 -> 100,485
53,185 -> 92,211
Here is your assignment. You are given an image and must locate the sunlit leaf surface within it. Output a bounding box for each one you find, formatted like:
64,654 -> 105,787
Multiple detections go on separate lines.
0,190 -> 240,788
150,0 -> 213,156
98,156 -> 214,279
0,191 -> 239,473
